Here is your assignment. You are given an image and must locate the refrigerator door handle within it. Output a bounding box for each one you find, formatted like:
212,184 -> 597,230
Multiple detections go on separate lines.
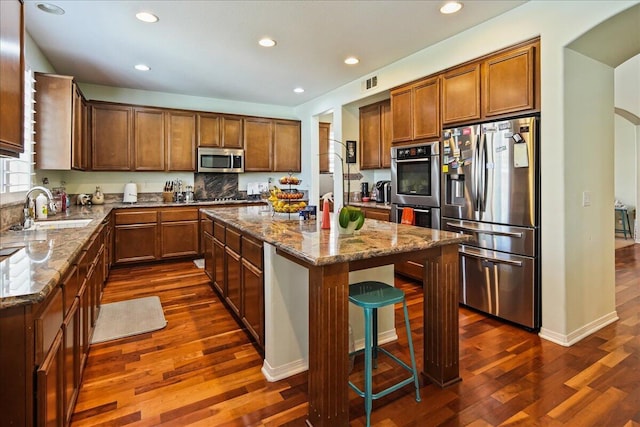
446,222 -> 524,238
479,132 -> 487,212
471,134 -> 480,211
459,246 -> 524,267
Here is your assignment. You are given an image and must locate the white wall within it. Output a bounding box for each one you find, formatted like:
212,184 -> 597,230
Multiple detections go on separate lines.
614,115 -> 637,209
295,1 -> 639,343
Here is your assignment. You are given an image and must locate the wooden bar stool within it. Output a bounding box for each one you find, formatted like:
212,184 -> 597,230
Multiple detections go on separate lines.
348,281 -> 421,427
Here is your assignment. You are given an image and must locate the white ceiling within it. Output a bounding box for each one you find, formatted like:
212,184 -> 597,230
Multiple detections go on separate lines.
24,0 -> 527,107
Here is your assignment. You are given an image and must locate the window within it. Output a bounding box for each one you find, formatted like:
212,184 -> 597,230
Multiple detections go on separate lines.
0,68 -> 34,199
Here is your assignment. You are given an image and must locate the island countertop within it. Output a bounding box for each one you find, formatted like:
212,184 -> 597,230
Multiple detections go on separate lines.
201,205 -> 470,266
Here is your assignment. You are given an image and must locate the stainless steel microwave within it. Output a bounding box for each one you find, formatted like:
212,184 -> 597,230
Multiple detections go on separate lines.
197,147 -> 244,173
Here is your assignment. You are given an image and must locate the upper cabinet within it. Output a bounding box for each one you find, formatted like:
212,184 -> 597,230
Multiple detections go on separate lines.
391,76 -> 440,144
35,73 -> 89,170
166,110 -> 196,171
394,38 -> 540,130
244,117 -> 301,172
442,63 -> 481,125
319,122 -> 331,173
360,100 -> 391,170
482,44 -> 537,117
197,113 -> 243,148
0,0 -> 24,157
133,107 -> 165,171
91,103 -> 133,171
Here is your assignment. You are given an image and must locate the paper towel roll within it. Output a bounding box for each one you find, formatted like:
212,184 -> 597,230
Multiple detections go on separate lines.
123,182 -> 138,203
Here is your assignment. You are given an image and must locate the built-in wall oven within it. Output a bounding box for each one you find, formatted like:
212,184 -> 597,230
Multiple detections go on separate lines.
391,141 -> 440,207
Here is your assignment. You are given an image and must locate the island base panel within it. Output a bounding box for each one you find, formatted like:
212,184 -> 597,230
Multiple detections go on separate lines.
307,262 -> 350,427
422,244 -> 461,387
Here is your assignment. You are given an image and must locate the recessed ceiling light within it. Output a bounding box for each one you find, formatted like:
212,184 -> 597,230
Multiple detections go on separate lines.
440,1 -> 463,14
293,87 -> 304,94
36,3 -> 65,15
136,12 -> 159,23
259,38 -> 276,47
344,57 -> 359,65
134,64 -> 150,71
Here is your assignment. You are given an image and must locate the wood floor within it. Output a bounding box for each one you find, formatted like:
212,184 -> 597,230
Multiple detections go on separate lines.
71,245 -> 640,426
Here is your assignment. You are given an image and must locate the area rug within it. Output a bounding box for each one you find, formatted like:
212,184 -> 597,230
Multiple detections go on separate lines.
193,258 -> 205,268
91,296 -> 167,344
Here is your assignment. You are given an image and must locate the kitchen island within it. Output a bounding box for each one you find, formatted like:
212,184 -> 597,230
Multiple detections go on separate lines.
202,205 -> 470,427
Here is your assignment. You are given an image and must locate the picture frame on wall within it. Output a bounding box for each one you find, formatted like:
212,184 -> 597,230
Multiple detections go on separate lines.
346,140 -> 357,164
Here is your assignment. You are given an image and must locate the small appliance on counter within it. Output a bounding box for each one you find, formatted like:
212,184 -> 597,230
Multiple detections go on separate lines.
123,182 -> 138,203
246,182 -> 270,201
374,180 -> 390,203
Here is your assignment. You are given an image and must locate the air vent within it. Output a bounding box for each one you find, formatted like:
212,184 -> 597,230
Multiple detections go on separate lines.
361,75 -> 378,92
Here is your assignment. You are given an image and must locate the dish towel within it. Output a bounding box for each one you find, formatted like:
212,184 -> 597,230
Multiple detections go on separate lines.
401,207 -> 415,225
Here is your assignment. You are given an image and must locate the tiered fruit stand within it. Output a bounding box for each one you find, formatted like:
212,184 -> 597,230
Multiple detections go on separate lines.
269,174 -> 307,218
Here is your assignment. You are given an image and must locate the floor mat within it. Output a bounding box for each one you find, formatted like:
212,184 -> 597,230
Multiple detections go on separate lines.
91,296 -> 167,344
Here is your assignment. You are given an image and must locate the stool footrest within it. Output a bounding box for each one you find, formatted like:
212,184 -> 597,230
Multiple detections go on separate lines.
348,347 -> 419,401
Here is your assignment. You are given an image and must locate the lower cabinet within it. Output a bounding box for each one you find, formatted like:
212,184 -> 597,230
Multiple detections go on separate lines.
225,246 -> 242,317
213,237 -> 226,296
36,330 -> 65,427
241,234 -> 264,346
114,210 -> 158,264
62,298 -> 80,425
160,208 -> 199,258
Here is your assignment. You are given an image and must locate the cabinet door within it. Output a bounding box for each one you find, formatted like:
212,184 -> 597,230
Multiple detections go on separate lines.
273,120 -> 301,172
160,220 -> 199,258
133,107 -> 165,171
114,224 -> 158,264
363,208 -> 390,222
78,282 -> 90,370
62,298 -> 80,425
442,63 -> 481,125
91,103 -> 132,170
166,111 -> 196,171
244,118 -> 273,171
221,115 -> 243,148
36,329 -> 64,427
203,232 -> 214,281
0,0 -> 24,156
225,247 -> 241,317
413,76 -> 440,140
483,45 -> 536,117
360,103 -> 382,169
380,101 -> 392,168
319,122 -> 331,173
197,113 -> 220,147
71,85 -> 87,170
242,259 -> 264,346
213,238 -> 226,296
390,86 -> 413,143
34,74 -> 73,170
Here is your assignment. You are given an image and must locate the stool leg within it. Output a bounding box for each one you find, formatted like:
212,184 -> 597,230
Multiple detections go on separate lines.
372,308 -> 378,369
403,299 -> 421,402
363,307 -> 373,427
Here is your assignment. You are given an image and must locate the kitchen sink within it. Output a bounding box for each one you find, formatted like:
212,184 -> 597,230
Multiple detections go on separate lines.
27,219 -> 93,231
0,246 -> 24,262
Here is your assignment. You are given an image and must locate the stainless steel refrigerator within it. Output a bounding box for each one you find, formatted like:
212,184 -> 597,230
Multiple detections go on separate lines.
441,115 -> 540,330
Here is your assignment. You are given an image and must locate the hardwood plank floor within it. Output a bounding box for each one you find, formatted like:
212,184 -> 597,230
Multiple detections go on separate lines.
72,245 -> 640,426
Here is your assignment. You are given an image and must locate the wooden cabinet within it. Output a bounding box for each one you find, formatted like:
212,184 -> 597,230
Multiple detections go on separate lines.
442,63 -> 481,125
360,100 -> 391,169
34,73 -> 90,170
483,44 -> 537,117
319,122 -> 331,173
166,111 -> 196,171
241,235 -> 264,346
197,113 -> 243,148
213,235 -> 226,296
133,107 -> 165,171
203,227 -> 214,282
391,76 -> 441,144
273,120 -> 301,172
225,245 -> 242,317
160,208 -> 199,258
0,0 -> 24,156
91,103 -> 133,171
62,298 -> 80,425
244,117 -> 301,172
36,330 -> 64,427
114,209 -> 158,264
133,108 -> 195,171
244,117 -> 273,171
361,206 -> 391,222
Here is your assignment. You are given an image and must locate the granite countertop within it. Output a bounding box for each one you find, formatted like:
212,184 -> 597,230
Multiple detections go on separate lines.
347,201 -> 392,210
0,199 -> 263,309
202,205 -> 470,267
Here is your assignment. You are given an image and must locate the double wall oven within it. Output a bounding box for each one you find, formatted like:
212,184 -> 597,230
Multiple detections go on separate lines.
390,141 -> 440,229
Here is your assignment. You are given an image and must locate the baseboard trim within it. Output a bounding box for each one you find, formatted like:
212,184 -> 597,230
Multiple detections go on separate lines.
262,358 -> 308,382
539,310 -> 619,346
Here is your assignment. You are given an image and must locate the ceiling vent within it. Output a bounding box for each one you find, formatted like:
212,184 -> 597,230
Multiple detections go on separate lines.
361,75 -> 378,92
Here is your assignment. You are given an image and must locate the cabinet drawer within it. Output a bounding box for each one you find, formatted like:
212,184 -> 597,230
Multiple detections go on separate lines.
35,286 -> 64,365
115,210 -> 157,225
160,208 -> 198,222
61,265 -> 79,316
214,222 -> 226,243
242,235 -> 263,270
226,227 -> 241,253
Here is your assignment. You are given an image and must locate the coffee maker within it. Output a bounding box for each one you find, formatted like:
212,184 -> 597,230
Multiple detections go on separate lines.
374,180 -> 390,203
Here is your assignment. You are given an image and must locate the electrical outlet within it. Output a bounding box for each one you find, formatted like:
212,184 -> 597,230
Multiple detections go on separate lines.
582,191 -> 591,207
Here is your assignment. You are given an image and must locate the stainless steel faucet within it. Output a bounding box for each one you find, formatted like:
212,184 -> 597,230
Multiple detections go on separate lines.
23,186 -> 57,229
